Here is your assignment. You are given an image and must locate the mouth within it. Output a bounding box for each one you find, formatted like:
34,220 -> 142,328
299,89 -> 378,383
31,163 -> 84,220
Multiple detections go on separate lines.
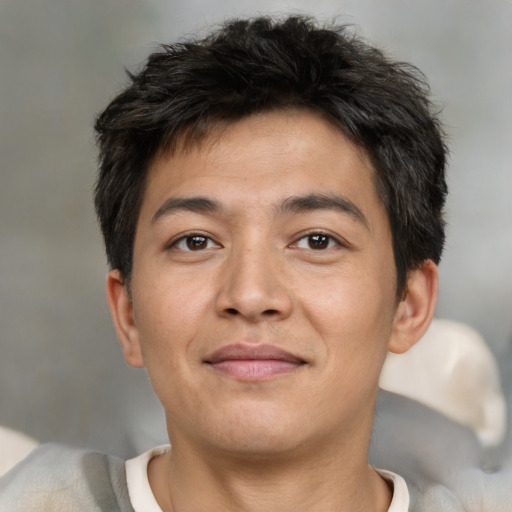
204,344 -> 307,381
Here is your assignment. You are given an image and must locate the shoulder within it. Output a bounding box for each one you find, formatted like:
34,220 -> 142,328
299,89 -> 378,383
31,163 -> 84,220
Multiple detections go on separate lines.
0,443 -> 134,512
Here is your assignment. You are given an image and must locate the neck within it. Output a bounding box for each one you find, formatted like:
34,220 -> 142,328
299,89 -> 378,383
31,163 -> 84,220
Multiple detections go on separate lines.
148,431 -> 392,512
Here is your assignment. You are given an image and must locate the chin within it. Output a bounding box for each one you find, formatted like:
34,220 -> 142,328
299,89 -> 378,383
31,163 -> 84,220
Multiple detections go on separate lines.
202,403 -> 314,458
215,430 -> 305,460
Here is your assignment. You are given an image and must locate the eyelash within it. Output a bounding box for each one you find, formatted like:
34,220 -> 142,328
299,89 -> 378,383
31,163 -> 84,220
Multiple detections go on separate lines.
168,233 -> 221,252
167,231 -> 344,252
292,232 -> 343,251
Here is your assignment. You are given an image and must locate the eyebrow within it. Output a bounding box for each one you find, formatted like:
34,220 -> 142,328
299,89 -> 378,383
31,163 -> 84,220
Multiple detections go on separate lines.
152,196 -> 222,223
151,192 -> 369,229
279,193 -> 369,229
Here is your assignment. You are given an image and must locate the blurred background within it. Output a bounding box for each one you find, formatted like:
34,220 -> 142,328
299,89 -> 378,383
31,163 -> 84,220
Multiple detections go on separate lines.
1,0 -> 511,457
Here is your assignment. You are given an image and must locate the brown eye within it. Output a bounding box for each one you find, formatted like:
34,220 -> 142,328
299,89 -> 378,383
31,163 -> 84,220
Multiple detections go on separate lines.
294,233 -> 340,250
186,236 -> 208,250
172,235 -> 220,252
308,234 -> 329,249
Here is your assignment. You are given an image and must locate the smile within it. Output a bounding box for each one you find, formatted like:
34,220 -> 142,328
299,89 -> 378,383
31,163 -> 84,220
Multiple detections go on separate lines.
204,344 -> 307,381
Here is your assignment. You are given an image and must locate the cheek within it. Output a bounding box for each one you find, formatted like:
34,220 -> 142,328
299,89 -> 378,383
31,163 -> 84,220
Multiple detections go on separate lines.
298,267 -> 395,368
302,265 -> 392,328
131,269 -> 213,366
130,276 -> 214,415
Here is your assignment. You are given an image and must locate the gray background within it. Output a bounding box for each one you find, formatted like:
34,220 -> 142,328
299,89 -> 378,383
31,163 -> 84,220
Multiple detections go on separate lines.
1,0 -> 511,457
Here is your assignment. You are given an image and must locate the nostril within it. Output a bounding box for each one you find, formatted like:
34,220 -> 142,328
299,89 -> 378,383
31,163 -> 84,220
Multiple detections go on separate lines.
226,308 -> 239,315
262,309 -> 279,316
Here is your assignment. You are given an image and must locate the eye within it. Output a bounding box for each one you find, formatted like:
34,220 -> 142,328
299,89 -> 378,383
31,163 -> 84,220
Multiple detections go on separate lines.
171,235 -> 220,251
294,233 -> 340,250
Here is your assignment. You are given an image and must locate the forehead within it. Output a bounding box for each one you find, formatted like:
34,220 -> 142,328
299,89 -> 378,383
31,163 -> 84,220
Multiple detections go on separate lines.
140,109 -> 385,228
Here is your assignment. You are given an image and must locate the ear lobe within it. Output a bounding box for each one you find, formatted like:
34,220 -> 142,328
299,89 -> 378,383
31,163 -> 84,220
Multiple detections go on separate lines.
105,270 -> 144,368
388,260 -> 439,354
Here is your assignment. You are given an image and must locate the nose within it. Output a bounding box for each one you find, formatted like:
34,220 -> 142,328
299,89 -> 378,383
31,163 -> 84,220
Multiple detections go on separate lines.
215,244 -> 293,323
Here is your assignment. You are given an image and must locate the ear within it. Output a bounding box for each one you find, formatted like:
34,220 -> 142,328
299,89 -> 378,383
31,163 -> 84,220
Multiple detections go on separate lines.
105,269 -> 144,368
388,260 -> 439,354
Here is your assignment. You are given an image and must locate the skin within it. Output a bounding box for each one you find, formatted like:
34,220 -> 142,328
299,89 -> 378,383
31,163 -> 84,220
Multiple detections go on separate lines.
107,109 -> 438,511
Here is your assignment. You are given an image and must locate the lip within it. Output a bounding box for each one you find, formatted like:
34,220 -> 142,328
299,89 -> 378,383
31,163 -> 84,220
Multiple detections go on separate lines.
204,344 -> 306,380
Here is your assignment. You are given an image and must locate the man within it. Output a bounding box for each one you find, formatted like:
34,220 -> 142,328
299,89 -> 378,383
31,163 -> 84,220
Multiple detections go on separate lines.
0,15 -> 447,511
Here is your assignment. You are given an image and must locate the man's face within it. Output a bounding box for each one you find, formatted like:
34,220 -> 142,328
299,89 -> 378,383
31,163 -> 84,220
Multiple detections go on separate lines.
111,110 -> 411,458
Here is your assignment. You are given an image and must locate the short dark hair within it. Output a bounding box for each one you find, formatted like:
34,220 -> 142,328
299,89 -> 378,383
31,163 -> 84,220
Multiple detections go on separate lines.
94,15 -> 447,297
